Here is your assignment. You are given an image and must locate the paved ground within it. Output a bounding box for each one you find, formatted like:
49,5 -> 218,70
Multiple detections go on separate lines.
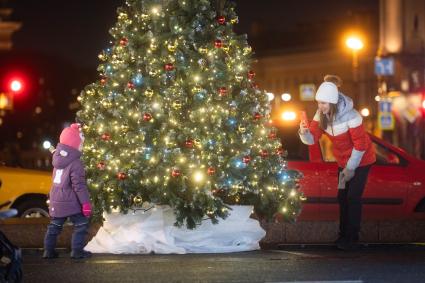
21,244 -> 425,283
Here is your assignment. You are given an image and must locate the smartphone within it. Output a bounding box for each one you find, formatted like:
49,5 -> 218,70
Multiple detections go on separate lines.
300,111 -> 309,127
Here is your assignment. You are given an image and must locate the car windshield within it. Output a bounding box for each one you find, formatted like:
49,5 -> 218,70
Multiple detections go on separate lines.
276,126 -> 309,161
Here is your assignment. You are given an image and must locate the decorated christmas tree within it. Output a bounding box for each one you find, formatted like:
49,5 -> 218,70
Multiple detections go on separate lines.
77,0 -> 304,229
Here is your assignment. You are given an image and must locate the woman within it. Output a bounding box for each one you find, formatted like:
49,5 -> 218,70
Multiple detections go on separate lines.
299,75 -> 376,250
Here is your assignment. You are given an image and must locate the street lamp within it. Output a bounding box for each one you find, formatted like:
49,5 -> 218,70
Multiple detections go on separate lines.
345,35 -> 364,82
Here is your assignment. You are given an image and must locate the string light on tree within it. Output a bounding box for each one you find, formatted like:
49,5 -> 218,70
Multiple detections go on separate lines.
76,0 -> 304,229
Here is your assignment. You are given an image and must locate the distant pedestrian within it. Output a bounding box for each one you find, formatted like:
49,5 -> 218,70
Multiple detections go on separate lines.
43,123 -> 92,259
299,75 -> 376,250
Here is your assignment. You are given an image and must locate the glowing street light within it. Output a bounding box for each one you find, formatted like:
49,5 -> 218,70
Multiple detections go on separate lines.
346,36 -> 364,51
281,93 -> 292,102
281,111 -> 296,121
360,107 -> 370,117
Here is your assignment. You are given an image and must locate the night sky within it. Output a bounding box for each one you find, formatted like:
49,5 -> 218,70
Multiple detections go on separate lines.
7,0 -> 378,69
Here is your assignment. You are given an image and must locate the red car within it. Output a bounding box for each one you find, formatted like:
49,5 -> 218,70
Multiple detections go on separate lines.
279,126 -> 425,221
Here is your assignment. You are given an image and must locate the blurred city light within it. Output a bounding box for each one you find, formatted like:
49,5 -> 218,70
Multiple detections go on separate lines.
281,93 -> 292,102
10,79 -> 22,92
360,107 -> 370,117
375,95 -> 381,102
43,140 -> 52,150
346,36 -> 364,51
281,111 -> 297,121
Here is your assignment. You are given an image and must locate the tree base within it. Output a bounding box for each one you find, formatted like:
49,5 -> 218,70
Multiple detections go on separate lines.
85,205 -> 266,254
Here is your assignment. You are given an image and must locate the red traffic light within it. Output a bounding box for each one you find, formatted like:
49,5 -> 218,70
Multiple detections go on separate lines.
10,79 -> 23,92
8,78 -> 24,93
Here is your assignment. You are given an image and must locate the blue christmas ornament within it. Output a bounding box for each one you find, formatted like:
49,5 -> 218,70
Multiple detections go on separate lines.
106,65 -> 113,75
233,159 -> 246,169
277,170 -> 290,183
195,92 -> 205,101
226,118 -> 237,128
132,73 -> 144,86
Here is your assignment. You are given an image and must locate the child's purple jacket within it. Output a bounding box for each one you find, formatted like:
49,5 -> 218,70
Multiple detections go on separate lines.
48,143 -> 90,218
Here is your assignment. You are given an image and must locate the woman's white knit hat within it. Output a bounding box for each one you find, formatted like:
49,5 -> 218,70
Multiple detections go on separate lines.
315,82 -> 339,104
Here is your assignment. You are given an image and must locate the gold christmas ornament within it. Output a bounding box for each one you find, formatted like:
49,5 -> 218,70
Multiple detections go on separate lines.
167,42 -> 177,52
238,125 -> 246,133
222,45 -> 230,53
133,195 -> 143,205
230,17 -> 239,24
235,74 -> 243,82
150,42 -> 158,50
194,138 -> 202,147
145,88 -> 154,97
149,69 -> 158,76
192,86 -> 202,94
172,100 -> 182,109
198,47 -> 208,54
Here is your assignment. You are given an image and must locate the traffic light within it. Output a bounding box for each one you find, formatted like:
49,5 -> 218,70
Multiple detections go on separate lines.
10,79 -> 23,92
8,77 -> 24,94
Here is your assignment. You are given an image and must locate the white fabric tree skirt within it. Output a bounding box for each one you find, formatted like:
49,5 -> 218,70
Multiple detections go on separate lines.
85,205 -> 266,254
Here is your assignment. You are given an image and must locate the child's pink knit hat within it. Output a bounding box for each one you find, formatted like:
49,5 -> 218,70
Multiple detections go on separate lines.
59,123 -> 83,150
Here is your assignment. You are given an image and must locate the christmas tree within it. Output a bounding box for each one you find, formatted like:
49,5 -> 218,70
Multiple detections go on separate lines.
77,0 -> 304,229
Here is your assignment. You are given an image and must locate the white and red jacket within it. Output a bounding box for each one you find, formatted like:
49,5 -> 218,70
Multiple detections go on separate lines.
299,93 -> 376,170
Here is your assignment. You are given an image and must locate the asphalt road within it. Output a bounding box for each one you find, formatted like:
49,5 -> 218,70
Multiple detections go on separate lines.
21,245 -> 425,283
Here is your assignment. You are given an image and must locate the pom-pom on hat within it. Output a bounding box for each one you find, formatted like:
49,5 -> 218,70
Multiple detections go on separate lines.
59,123 -> 83,150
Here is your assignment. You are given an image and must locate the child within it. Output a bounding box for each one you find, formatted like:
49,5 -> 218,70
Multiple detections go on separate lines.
43,123 -> 92,259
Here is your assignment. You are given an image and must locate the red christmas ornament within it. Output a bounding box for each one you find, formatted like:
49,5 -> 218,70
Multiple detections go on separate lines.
117,172 -> 127,180
101,133 -> 111,141
214,39 -> 223,48
185,139 -> 194,148
217,16 -> 226,25
127,81 -> 135,89
97,161 -> 106,170
268,132 -> 277,140
165,63 -> 174,71
100,77 -> 107,85
143,113 -> 152,121
276,147 -> 285,155
243,156 -> 251,164
253,112 -> 262,120
248,70 -> 255,79
219,87 -> 228,96
119,37 -> 128,46
207,167 -> 216,176
171,169 -> 181,177
260,149 -> 269,158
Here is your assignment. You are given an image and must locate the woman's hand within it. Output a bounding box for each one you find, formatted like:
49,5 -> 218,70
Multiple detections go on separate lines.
299,120 -> 309,134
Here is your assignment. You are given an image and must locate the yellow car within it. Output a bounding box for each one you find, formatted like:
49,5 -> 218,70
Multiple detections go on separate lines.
0,165 -> 51,218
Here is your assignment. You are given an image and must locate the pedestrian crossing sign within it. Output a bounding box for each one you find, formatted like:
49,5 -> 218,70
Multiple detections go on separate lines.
378,112 -> 394,130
